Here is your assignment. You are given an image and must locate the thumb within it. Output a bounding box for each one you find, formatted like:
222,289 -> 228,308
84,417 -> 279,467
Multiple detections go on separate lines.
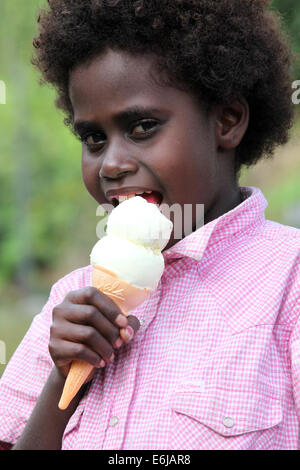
119,315 -> 140,343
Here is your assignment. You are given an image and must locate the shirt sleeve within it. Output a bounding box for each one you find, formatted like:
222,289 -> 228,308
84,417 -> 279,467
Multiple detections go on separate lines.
0,274 -> 75,447
289,297 -> 300,424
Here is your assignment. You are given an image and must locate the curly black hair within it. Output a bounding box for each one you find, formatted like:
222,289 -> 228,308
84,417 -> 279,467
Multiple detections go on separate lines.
32,0 -> 295,174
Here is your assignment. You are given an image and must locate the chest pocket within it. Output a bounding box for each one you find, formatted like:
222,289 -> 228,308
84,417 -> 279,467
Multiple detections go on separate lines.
62,398 -> 86,449
169,379 -> 283,450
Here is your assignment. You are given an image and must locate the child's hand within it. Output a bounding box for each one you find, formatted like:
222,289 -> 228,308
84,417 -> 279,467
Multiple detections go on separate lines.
49,287 -> 140,380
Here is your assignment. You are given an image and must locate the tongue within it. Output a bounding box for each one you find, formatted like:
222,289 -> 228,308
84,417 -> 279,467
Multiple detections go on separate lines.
141,191 -> 161,205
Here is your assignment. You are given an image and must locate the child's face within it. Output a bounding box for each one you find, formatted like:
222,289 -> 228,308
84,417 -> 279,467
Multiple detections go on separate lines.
69,49 -> 240,249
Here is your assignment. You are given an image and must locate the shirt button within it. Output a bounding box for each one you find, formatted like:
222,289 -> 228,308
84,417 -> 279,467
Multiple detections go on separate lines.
223,416 -> 235,428
139,319 -> 145,326
109,416 -> 119,427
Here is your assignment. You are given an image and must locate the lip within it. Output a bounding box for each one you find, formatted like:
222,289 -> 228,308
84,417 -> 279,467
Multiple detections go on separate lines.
105,187 -> 163,205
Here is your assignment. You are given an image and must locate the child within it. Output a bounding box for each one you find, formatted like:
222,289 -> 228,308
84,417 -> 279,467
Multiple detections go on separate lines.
0,0 -> 299,450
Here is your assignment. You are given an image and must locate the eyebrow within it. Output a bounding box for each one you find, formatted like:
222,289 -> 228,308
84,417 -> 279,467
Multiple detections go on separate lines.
73,106 -> 162,135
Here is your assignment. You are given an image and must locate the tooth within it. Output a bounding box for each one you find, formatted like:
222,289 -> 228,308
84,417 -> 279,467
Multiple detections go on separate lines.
145,191 -> 153,194
119,193 -> 136,203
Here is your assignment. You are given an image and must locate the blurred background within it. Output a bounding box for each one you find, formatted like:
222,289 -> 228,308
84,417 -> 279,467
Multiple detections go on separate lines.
0,0 -> 299,376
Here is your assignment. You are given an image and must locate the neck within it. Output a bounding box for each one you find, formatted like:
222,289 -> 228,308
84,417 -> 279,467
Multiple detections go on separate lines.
163,185 -> 243,251
204,184 -> 242,226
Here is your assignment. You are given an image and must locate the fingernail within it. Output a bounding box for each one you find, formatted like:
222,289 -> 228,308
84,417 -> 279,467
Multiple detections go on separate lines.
124,326 -> 134,342
109,353 -> 115,362
96,359 -> 105,368
115,314 -> 127,328
114,337 -> 123,348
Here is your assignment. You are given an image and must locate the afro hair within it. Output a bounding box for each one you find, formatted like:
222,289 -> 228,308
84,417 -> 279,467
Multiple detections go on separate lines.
32,0 -> 295,174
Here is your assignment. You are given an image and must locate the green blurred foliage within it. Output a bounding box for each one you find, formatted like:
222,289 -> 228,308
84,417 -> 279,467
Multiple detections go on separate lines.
0,0 -> 299,297
271,0 -> 300,76
0,0 -> 97,294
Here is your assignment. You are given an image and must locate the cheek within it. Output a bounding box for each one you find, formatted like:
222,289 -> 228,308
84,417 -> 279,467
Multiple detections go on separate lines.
170,148 -> 217,206
81,155 -> 102,197
81,155 -> 92,184
171,123 -> 210,165
179,132 -> 216,182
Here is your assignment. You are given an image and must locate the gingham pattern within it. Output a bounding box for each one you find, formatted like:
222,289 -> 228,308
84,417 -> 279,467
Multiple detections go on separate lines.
0,186 -> 299,450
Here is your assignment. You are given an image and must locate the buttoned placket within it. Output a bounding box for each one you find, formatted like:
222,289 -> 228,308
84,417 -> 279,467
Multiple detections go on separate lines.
102,286 -> 163,449
100,255 -> 199,449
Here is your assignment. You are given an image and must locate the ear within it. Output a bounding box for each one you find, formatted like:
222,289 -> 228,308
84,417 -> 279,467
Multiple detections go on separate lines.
215,98 -> 249,151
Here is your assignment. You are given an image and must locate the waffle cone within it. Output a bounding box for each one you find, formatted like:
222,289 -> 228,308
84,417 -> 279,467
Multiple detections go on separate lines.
58,264 -> 153,409
91,264 -> 153,314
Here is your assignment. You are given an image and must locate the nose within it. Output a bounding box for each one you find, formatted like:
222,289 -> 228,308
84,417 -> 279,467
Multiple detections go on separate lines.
99,140 -> 139,180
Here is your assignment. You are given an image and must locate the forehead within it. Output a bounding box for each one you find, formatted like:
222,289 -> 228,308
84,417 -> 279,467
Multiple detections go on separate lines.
69,49 -> 166,110
68,49 -> 205,123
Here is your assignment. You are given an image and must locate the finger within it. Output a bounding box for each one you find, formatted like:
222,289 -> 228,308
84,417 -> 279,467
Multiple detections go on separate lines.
56,304 -> 121,347
66,287 -> 128,328
54,321 -> 116,362
49,338 -> 104,369
120,315 -> 141,343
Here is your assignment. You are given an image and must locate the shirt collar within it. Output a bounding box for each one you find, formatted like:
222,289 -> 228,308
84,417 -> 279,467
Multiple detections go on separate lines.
162,186 -> 268,263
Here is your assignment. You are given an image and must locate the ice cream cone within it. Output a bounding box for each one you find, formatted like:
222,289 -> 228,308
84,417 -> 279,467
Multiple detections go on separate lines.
58,196 -> 173,410
92,264 -> 153,314
58,264 -> 153,410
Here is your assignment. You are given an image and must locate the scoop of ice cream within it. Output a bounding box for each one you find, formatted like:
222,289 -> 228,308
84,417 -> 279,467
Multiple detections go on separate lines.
106,196 -> 173,251
90,196 -> 173,290
90,234 -> 164,290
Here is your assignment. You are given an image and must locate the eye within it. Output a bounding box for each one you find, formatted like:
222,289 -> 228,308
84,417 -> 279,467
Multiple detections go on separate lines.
80,132 -> 106,152
85,133 -> 105,145
130,120 -> 158,138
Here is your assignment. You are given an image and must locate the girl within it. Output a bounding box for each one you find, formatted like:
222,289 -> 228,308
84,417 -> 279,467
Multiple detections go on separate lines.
0,0 -> 299,450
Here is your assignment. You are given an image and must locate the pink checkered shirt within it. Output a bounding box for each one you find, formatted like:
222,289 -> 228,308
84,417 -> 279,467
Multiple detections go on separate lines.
0,186 -> 299,450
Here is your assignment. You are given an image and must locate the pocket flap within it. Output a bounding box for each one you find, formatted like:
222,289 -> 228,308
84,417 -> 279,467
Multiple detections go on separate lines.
63,399 -> 86,439
171,386 -> 283,437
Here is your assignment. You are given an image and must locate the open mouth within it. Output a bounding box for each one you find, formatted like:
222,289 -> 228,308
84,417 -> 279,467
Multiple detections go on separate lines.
111,190 -> 163,208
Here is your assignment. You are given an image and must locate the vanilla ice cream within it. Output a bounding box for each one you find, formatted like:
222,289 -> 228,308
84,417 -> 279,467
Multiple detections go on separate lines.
90,196 -> 173,290
58,196 -> 173,410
